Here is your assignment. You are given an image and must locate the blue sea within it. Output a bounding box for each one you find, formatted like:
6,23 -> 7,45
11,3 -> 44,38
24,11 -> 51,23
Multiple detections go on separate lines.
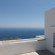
0,28 -> 44,39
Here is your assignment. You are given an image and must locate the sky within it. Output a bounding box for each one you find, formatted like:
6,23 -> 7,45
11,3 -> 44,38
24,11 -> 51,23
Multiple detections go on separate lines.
0,0 -> 55,28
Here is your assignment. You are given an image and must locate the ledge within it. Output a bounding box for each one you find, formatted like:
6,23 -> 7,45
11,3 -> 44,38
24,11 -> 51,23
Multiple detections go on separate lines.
49,27 -> 55,28
0,35 -> 46,45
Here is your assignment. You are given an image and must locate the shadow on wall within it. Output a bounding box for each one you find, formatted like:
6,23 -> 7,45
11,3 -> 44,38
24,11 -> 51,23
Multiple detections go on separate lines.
36,50 -> 54,55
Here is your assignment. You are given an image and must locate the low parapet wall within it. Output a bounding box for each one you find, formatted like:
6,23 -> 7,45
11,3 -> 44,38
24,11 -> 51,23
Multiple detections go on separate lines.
0,36 -> 46,55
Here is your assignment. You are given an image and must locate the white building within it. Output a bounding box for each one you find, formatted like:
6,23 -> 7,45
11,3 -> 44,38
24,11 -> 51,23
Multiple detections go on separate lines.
45,8 -> 55,54
0,8 -> 55,55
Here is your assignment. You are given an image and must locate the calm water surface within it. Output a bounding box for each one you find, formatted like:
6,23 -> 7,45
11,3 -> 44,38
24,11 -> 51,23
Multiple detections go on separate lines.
0,28 -> 44,39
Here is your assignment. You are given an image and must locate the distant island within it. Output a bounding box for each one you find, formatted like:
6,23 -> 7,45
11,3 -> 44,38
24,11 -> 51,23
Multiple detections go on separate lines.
0,38 -> 21,41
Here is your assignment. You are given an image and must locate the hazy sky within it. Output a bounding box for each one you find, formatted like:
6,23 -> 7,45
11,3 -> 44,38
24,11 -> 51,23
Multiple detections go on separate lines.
0,0 -> 55,28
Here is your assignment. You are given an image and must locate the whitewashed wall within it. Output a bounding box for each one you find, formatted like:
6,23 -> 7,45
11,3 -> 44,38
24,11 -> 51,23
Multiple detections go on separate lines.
45,8 -> 55,54
0,37 -> 46,55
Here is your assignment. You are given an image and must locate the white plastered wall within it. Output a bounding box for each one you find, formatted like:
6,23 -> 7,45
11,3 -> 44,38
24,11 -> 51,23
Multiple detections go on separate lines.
0,38 -> 46,55
45,8 -> 55,54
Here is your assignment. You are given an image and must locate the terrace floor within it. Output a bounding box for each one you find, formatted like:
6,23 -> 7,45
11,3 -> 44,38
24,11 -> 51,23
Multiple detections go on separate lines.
20,50 -> 54,55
